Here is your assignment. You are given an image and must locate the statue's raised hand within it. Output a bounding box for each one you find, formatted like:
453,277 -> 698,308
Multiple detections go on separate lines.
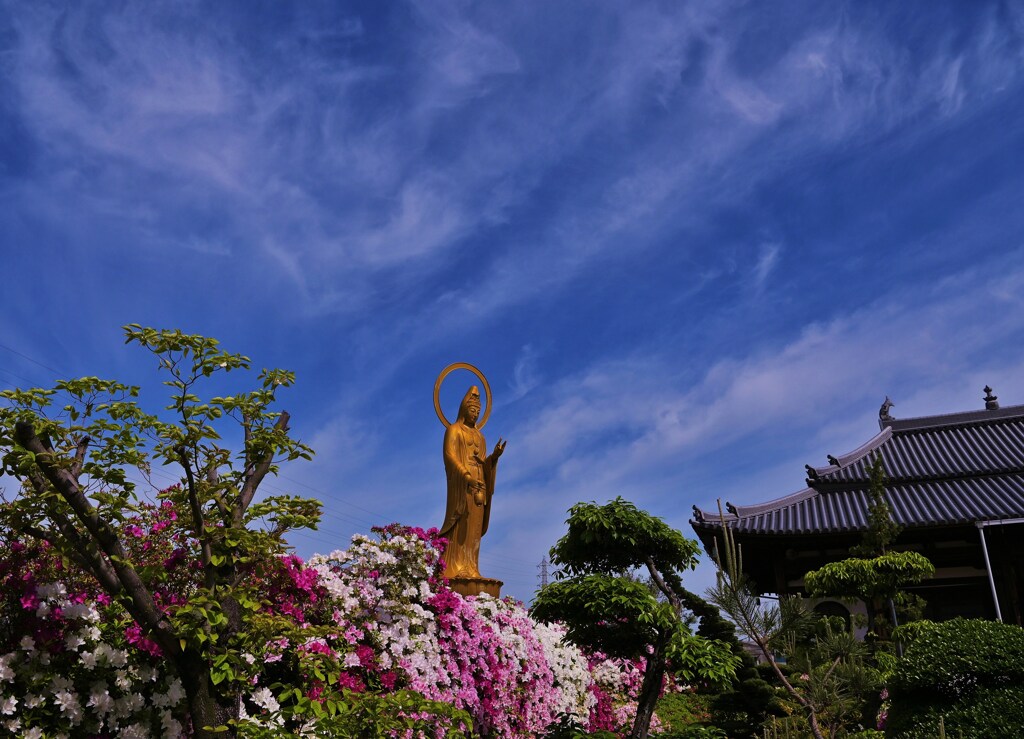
492,438 -> 507,461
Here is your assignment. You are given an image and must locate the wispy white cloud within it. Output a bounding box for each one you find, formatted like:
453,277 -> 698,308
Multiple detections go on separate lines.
7,0 -> 1022,338
5,1 -> 1024,603
502,253 -> 1024,501
460,254 -> 1024,597
752,242 -> 781,292
409,1 -> 521,100
355,5 -> 1024,365
507,344 -> 540,403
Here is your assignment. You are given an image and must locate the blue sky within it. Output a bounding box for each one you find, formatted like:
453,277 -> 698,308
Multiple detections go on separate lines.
3,1 -> 1024,601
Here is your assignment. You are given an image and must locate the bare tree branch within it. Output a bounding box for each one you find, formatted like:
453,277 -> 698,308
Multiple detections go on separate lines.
14,421 -> 176,653
177,444 -> 215,590
241,411 -> 253,475
644,556 -> 681,612
205,459 -> 229,519
235,411 -> 289,523
71,435 -> 91,479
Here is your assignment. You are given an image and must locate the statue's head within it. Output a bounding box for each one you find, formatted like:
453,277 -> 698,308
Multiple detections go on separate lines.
458,386 -> 482,426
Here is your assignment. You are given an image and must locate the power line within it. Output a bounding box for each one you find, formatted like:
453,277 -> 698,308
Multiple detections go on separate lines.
276,473 -> 391,523
480,551 -> 540,568
0,364 -> 45,388
0,342 -> 65,378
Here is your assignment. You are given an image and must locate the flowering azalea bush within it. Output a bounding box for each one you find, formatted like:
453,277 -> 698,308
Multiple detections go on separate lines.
0,530 -> 186,737
0,329 -> 705,737
0,503 -> 680,738
251,523 -> 605,736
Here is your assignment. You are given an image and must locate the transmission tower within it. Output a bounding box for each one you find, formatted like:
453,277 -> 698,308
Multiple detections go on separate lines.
537,555 -> 550,590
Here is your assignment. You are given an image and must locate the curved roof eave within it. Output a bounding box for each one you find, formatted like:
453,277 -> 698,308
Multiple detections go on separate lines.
692,487 -> 818,527
811,426 -> 892,477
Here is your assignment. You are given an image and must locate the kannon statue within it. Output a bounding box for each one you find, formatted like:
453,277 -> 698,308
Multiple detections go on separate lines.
433,364 -> 506,594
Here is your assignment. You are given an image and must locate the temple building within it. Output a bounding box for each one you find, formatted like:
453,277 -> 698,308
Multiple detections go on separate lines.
690,387 -> 1024,626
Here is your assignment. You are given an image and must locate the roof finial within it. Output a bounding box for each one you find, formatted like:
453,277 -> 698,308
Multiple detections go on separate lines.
984,385 -> 999,410
879,396 -> 894,421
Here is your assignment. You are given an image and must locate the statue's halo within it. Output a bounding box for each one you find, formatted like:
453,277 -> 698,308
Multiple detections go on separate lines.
433,362 -> 492,430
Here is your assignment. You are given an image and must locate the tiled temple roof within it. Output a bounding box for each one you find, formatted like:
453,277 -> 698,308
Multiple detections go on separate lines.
691,392 -> 1024,536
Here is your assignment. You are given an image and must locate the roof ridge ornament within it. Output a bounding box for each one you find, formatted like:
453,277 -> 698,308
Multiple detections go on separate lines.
879,396 -> 895,422
984,385 -> 1000,410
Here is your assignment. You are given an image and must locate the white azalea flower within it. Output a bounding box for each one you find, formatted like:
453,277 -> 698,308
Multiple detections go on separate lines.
88,683 -> 114,715
53,690 -> 82,723
250,686 -> 280,713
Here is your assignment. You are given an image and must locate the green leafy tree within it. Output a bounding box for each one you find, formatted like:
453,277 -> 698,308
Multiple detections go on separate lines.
0,326 -> 318,737
705,503 -> 831,739
804,553 -> 934,642
849,457 -> 900,559
783,618 -> 882,737
804,457 -> 934,643
530,498 -> 740,739
678,589 -> 787,737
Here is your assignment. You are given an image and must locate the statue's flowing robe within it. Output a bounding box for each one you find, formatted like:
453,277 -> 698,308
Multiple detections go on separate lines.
439,414 -> 496,579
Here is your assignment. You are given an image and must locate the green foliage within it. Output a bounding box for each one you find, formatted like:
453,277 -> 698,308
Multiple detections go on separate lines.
0,326 -> 320,735
886,686 -> 1024,739
669,630 -> 744,689
890,618 -> 1024,694
652,691 -> 713,732
678,588 -> 787,738
759,720 -> 884,739
850,456 -> 899,558
705,502 -> 875,739
534,500 -> 722,671
534,499 -> 738,739
706,547 -> 812,659
786,619 -> 882,736
758,716 -> 811,739
532,574 -> 670,658
803,552 -> 935,603
654,726 -> 727,738
886,618 -> 1024,738
233,689 -> 473,738
552,497 -> 700,580
804,457 -> 933,647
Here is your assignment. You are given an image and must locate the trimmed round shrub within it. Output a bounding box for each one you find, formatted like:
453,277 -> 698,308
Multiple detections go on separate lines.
886,686 -> 1024,739
886,618 -> 1024,738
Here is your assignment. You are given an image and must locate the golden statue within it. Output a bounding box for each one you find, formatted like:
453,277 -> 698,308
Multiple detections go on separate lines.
434,363 -> 506,597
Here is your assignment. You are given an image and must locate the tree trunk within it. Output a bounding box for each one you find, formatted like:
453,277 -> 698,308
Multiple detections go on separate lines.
177,652 -> 238,738
758,640 -> 826,739
868,595 -> 889,642
630,632 -> 668,739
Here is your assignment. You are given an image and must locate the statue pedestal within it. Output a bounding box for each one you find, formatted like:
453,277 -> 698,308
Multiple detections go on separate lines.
448,577 -> 503,598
